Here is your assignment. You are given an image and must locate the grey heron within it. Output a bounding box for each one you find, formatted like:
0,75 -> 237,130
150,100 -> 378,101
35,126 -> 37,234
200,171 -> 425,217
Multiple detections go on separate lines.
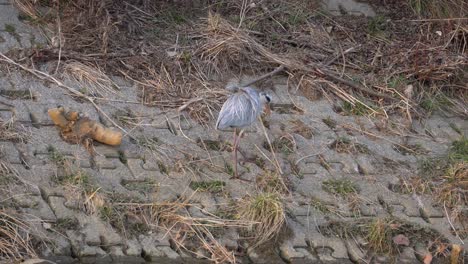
216,86 -> 271,180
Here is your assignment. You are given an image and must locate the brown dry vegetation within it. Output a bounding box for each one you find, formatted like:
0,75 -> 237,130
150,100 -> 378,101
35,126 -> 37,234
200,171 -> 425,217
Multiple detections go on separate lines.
0,117 -> 28,142
395,137 -> 468,240
9,0 -> 467,125
111,195 -> 257,263
0,209 -> 39,261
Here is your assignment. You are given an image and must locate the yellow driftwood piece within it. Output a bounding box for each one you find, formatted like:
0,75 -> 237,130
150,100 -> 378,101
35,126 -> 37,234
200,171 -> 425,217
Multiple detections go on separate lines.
64,110 -> 79,121
75,118 -> 122,146
48,107 -> 122,146
47,108 -> 68,128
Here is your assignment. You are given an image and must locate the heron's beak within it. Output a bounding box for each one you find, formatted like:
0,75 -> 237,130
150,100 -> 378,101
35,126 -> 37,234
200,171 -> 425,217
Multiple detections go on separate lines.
263,104 -> 271,115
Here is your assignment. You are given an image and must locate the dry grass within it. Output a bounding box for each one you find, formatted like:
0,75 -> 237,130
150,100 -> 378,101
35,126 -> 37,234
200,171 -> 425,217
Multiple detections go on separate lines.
330,137 -> 368,154
0,209 -> 37,261
366,218 -> 394,255
289,119 -> 313,139
62,61 -> 119,97
117,196 -> 255,263
322,217 -> 447,258
395,138 -> 468,239
48,147 -> 106,215
310,197 -> 340,216
0,117 -> 27,143
237,192 -> 285,249
8,0 -> 467,126
57,164 -> 106,215
256,171 -> 289,194
436,162 -> 467,220
268,134 -> 297,156
12,0 -> 41,22
397,176 -> 433,194
196,12 -> 292,75
409,0 -> 467,19
0,147 -> 19,184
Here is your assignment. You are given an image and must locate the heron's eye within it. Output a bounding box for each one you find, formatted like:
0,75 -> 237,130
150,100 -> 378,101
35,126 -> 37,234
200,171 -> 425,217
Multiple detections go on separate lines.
265,95 -> 271,103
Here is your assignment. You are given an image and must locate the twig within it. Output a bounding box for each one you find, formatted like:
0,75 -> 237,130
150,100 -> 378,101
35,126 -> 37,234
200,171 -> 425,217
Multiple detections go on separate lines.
259,121 -> 283,176
0,98 -> 14,108
84,187 -> 101,204
294,147 -> 329,165
53,3 -> 62,75
443,201 -> 465,245
258,117 -> 289,194
0,52 -> 83,98
177,97 -> 203,112
124,1 -> 153,17
241,65 -> 286,87
399,18 -> 468,22
276,56 -> 396,101
324,45 -> 361,67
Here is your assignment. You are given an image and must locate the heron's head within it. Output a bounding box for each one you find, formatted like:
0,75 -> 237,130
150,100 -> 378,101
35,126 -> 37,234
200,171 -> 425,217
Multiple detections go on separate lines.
259,92 -> 272,105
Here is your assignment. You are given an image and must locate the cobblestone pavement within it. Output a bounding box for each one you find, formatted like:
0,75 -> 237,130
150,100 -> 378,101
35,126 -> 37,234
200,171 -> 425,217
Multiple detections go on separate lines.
0,1 -> 467,264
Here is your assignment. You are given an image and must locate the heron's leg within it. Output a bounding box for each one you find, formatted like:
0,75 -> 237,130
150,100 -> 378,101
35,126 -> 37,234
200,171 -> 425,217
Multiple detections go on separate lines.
232,128 -> 238,178
231,129 -> 252,181
233,129 -> 246,178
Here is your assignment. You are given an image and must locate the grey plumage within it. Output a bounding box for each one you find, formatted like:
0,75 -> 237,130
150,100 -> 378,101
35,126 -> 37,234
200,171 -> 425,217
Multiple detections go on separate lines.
216,87 -> 270,130
216,86 -> 271,180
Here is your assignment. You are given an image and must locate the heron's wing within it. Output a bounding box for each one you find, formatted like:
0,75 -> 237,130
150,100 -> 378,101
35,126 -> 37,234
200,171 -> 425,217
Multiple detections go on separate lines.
216,93 -> 256,129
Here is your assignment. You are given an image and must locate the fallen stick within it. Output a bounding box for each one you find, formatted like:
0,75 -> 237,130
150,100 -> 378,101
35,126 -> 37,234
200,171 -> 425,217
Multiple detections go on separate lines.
324,45 -> 361,66
241,65 -> 286,87
240,60 -> 396,101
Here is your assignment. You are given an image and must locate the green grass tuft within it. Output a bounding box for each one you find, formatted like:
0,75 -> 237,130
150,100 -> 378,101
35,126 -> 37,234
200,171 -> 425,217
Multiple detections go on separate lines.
449,123 -> 462,135
225,162 -> 234,176
322,179 -> 359,196
190,180 -> 226,193
449,137 -> 468,161
366,218 -> 394,254
420,93 -> 453,114
322,117 -> 337,129
4,24 -> 16,34
158,161 -> 169,175
47,146 -> 66,164
342,101 -> 372,116
367,15 -> 388,37
330,137 -> 368,154
310,197 -> 337,214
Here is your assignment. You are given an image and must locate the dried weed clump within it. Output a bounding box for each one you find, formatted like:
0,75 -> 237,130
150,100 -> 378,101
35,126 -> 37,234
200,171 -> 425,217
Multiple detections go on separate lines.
321,217 -> 449,258
62,61 -> 119,97
48,146 -> 106,215
428,138 -> 467,224
196,12 -> 291,75
9,0 -> 467,125
117,196 -> 253,264
0,117 -> 28,143
437,163 -> 467,211
395,137 -> 468,239
237,192 -> 286,249
0,209 -> 38,261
